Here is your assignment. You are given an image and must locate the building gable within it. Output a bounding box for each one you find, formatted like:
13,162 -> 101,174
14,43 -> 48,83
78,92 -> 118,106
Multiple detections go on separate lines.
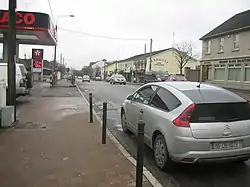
200,9 -> 250,40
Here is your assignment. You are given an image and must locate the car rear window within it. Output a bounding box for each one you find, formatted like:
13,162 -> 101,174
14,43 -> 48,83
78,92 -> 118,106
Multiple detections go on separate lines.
182,89 -> 245,103
190,102 -> 250,122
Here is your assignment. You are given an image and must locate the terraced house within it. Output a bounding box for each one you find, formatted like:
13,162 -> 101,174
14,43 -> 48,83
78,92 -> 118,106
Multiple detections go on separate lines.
200,9 -> 250,89
105,48 -> 198,82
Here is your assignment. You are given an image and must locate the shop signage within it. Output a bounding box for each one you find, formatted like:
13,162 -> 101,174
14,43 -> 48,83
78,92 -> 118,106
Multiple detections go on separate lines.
153,58 -> 167,63
0,10 -> 50,30
153,58 -> 167,66
32,49 -> 44,59
0,11 -> 35,25
33,59 -> 42,68
32,48 -> 44,73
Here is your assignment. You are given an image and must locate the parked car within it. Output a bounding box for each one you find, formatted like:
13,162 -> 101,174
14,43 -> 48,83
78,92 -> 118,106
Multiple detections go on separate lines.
121,81 -> 250,171
0,63 -> 32,97
166,74 -> 187,81
82,75 -> 90,82
105,76 -> 111,82
67,75 -> 72,81
110,74 -> 126,85
95,76 -> 102,81
156,74 -> 169,81
144,73 -> 158,83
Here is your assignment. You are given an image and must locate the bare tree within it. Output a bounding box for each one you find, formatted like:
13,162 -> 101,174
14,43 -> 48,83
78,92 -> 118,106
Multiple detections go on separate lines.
174,41 -> 197,74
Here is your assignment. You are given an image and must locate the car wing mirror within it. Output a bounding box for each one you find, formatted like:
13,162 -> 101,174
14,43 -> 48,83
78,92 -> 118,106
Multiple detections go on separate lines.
126,94 -> 133,101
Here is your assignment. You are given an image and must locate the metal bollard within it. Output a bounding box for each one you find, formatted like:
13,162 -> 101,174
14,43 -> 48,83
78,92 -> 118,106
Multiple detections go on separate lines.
136,120 -> 145,187
102,102 -> 107,144
89,93 -> 93,123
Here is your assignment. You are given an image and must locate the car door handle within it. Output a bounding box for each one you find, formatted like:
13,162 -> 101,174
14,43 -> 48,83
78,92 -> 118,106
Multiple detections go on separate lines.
140,109 -> 144,114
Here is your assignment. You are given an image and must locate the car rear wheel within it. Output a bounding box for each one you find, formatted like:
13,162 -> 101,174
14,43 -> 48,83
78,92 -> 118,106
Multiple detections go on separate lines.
154,134 -> 174,171
121,111 -> 129,133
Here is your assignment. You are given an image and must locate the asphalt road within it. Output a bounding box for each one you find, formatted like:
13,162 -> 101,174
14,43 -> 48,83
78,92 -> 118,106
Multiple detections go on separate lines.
78,80 -> 250,187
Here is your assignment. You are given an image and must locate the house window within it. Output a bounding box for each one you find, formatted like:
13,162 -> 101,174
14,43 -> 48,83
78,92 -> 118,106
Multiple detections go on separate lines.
228,67 -> 241,81
219,38 -> 224,52
245,60 -> 250,81
233,34 -> 240,50
214,66 -> 225,81
206,40 -> 211,54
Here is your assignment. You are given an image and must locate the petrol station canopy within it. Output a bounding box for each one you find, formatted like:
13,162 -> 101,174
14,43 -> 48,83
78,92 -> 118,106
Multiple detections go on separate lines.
0,9 -> 57,46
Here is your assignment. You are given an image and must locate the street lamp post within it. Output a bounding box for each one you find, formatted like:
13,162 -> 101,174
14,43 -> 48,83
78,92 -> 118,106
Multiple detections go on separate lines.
52,14 -> 74,86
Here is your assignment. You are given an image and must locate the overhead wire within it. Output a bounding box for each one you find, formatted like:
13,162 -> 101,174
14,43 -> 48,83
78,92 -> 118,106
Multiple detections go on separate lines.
57,27 -> 149,41
47,0 -> 55,24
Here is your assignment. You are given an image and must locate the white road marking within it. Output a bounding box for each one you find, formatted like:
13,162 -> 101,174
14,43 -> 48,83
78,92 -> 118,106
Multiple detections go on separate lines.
77,85 -> 163,187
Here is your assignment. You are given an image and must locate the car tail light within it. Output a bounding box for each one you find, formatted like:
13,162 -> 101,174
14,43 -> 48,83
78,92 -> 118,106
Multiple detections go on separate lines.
173,104 -> 195,127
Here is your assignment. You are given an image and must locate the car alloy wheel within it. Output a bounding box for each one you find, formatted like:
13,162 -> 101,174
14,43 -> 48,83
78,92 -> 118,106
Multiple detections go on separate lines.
154,134 -> 173,171
121,111 -> 129,133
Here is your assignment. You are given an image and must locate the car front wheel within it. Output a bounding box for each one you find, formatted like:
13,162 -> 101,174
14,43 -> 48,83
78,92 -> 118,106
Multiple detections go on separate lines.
154,134 -> 174,171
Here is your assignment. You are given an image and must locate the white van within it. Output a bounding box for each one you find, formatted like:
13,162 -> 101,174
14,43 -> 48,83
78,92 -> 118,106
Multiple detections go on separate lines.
0,63 -> 31,97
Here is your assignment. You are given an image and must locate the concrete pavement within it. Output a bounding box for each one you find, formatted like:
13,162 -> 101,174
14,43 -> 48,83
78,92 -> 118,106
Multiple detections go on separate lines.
0,80 -> 152,187
78,80 -> 250,187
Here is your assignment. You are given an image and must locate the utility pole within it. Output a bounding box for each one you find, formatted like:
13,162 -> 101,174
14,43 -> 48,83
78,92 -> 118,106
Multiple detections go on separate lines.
144,44 -> 147,71
60,53 -> 62,64
7,0 -> 17,121
149,39 -> 152,71
52,26 -> 58,86
172,32 -> 175,68
62,57 -> 65,76
116,61 -> 118,73
53,45 -> 57,72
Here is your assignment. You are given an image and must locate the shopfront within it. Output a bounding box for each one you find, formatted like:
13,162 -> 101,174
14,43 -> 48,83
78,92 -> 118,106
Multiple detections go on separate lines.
201,58 -> 250,89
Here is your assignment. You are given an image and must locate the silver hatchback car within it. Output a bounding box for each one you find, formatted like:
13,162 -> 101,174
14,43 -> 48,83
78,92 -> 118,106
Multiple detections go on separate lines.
121,81 -> 250,170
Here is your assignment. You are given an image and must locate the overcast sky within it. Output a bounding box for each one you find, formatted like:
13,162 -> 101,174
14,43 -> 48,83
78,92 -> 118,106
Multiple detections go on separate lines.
0,0 -> 250,69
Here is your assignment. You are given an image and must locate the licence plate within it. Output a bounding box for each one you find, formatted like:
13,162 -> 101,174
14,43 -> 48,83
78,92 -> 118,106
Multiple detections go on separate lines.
211,140 -> 242,150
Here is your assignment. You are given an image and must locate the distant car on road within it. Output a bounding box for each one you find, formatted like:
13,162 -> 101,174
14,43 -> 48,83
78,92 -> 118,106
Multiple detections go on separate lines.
95,76 -> 102,81
144,73 -> 158,84
166,74 -> 187,81
156,74 -> 169,81
67,75 -> 72,81
121,81 -> 250,171
110,74 -> 126,85
82,75 -> 90,82
105,76 -> 111,82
